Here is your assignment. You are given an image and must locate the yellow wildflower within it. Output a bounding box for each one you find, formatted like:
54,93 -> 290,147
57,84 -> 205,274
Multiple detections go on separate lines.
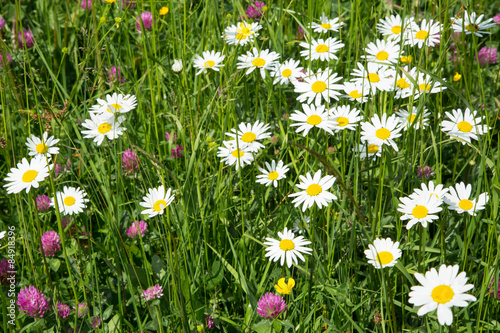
453,72 -> 462,82
274,278 -> 295,295
160,7 -> 169,15
400,55 -> 413,64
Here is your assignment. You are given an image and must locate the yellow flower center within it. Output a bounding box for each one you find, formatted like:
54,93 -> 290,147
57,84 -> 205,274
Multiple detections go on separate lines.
241,132 -> 256,143
375,128 -> 390,140
407,114 -> 417,123
306,115 -> 322,125
457,121 -> 472,133
419,83 -> 431,92
321,23 -> 332,29
396,78 -> 410,89
336,116 -> 349,127
458,199 -> 473,211
368,73 -> 380,83
231,149 -> 245,158
106,103 -> 122,113
391,25 -> 401,34
153,199 -> 168,212
282,69 -> 292,77
311,81 -> 327,93
235,33 -> 248,40
376,251 -> 394,265
279,239 -> 295,251
376,51 -> 389,61
431,285 -> 454,304
367,144 -> 379,154
412,205 -> 428,219
98,123 -> 112,134
64,196 -> 76,206
349,90 -> 362,98
36,143 -> 49,154
22,170 -> 38,183
465,24 -> 479,32
252,58 -> 266,67
315,44 -> 329,53
306,184 -> 322,196
204,60 -> 215,68
400,55 -> 413,64
237,23 -> 254,36
415,30 -> 428,39
268,171 -> 279,180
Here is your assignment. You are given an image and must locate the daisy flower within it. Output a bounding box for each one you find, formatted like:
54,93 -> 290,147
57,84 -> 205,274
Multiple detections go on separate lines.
398,193 -> 442,229
406,19 -> 442,48
4,156 -> 50,194
360,114 -> 403,152
441,108 -> 487,145
362,39 -> 402,64
292,216 -> 311,235
256,160 -> 289,188
293,68 -> 343,106
377,14 -> 417,42
26,132 -> 60,157
299,37 -> 344,62
237,47 -> 280,79
328,105 -> 362,132
350,62 -> 395,93
225,120 -> 271,152
264,227 -> 312,267
310,12 -> 344,33
51,186 -> 89,215
193,50 -> 225,75
140,185 -> 175,218
343,81 -> 371,103
396,106 -> 430,130
288,170 -> 337,212
444,182 -> 489,216
289,104 -> 336,136
364,238 -> 401,269
81,114 -> 126,146
393,67 -> 418,99
217,141 -> 254,170
452,11 -> 496,37
272,59 -> 304,85
89,92 -> 137,115
408,264 -> 476,326
414,72 -> 446,98
223,21 -> 262,46
411,181 -> 448,204
353,141 -> 382,160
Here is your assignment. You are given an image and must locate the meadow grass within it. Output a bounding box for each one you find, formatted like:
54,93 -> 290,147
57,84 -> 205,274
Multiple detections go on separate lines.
0,0 -> 499,332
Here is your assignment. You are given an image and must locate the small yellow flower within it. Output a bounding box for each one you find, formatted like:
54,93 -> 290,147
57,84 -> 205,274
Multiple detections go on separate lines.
160,7 -> 169,15
400,55 -> 413,64
206,136 -> 213,143
274,277 -> 295,295
100,16 -> 106,23
208,142 -> 217,149
453,72 -> 462,82
105,0 -> 117,3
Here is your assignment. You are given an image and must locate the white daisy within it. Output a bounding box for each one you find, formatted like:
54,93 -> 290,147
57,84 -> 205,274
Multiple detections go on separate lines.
377,14 -> 417,42
299,37 -> 344,62
3,156 -> 50,194
288,170 -> 337,212
256,160 -> 289,188
292,216 -> 311,235
264,227 -> 312,268
452,11 -> 496,37
396,106 -> 430,130
398,193 -> 442,229
343,81 -> 371,103
328,105 -> 362,132
237,47 -> 280,79
272,59 -> 304,85
360,114 -> 403,152
293,68 -> 343,106
193,50 -> 225,75
414,72 -> 446,98
393,67 -> 418,99
51,186 -> 89,216
172,59 -> 183,73
217,141 -> 254,170
411,181 -> 449,204
353,141 -> 382,160
289,104 -> 336,136
441,108 -> 487,145
362,39 -> 402,64
350,62 -> 395,93
364,238 -> 401,269
223,21 -> 262,46
310,12 -> 344,33
140,185 -> 175,218
26,132 -> 60,157
444,182 -> 489,216
89,93 -> 137,115
409,264 -> 476,326
0,231 -> 5,240
81,113 -> 126,146
225,120 -> 271,152
406,19 -> 442,48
